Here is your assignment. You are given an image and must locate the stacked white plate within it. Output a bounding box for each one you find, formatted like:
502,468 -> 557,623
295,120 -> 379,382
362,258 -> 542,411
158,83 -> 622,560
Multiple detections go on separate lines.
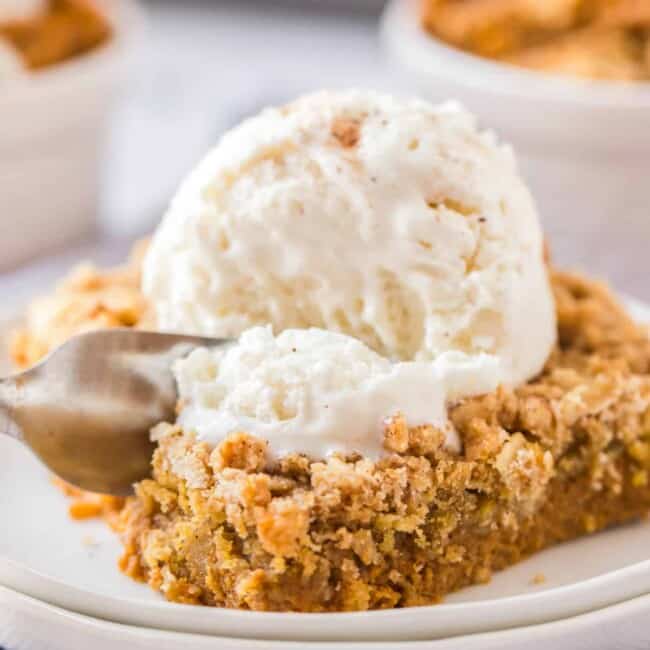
2,302 -> 650,650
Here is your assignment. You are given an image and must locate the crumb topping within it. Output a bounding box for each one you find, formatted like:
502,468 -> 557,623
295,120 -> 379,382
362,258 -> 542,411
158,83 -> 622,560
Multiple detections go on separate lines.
11,241 -> 150,367
0,0 -> 112,70
421,0 -> 650,80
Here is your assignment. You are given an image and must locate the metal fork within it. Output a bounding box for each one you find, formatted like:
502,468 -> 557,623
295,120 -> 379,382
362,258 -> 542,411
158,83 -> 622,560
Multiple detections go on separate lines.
0,329 -> 228,496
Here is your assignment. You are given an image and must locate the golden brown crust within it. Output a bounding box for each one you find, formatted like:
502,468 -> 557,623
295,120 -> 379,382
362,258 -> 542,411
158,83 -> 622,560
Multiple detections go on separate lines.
0,0 -> 112,70
421,0 -> 650,80
13,256 -> 650,612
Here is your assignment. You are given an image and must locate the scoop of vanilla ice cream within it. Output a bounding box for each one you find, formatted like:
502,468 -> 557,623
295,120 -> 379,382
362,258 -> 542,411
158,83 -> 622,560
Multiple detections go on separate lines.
144,90 -> 555,389
0,0 -> 46,22
175,326 -> 502,459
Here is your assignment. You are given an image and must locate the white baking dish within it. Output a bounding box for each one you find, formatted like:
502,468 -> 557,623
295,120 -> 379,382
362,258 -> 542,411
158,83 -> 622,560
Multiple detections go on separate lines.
0,0 -> 143,270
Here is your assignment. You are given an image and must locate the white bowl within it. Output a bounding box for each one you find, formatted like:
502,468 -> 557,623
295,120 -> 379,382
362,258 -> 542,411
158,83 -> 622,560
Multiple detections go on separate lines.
1,298 -> 650,644
0,0 -> 143,270
381,0 -> 650,292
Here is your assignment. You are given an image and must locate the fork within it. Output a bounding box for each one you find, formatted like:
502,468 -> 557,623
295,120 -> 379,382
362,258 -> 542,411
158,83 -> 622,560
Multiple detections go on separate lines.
0,329 -> 228,496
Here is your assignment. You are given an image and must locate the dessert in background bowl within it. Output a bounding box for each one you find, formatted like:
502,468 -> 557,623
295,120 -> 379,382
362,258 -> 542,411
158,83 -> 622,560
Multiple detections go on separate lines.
421,0 -> 650,81
0,0 -> 142,270
0,0 -> 111,73
382,0 -> 650,298
10,90 -> 650,614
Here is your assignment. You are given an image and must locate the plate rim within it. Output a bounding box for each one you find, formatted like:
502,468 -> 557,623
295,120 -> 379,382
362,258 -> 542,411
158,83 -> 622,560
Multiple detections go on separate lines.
4,548 -> 650,642
3,582 -> 650,649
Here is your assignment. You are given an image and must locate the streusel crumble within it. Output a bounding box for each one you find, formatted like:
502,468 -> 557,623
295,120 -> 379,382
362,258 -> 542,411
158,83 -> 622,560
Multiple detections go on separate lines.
0,0 -> 111,71
422,0 -> 650,80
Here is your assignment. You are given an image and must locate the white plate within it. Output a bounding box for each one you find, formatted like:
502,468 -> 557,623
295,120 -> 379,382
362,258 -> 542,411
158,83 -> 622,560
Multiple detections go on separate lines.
2,301 -> 650,643
3,584 -> 650,650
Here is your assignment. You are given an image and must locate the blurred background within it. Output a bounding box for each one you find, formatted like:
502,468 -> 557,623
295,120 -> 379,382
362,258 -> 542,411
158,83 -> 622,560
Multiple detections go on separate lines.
1,0 -> 649,307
